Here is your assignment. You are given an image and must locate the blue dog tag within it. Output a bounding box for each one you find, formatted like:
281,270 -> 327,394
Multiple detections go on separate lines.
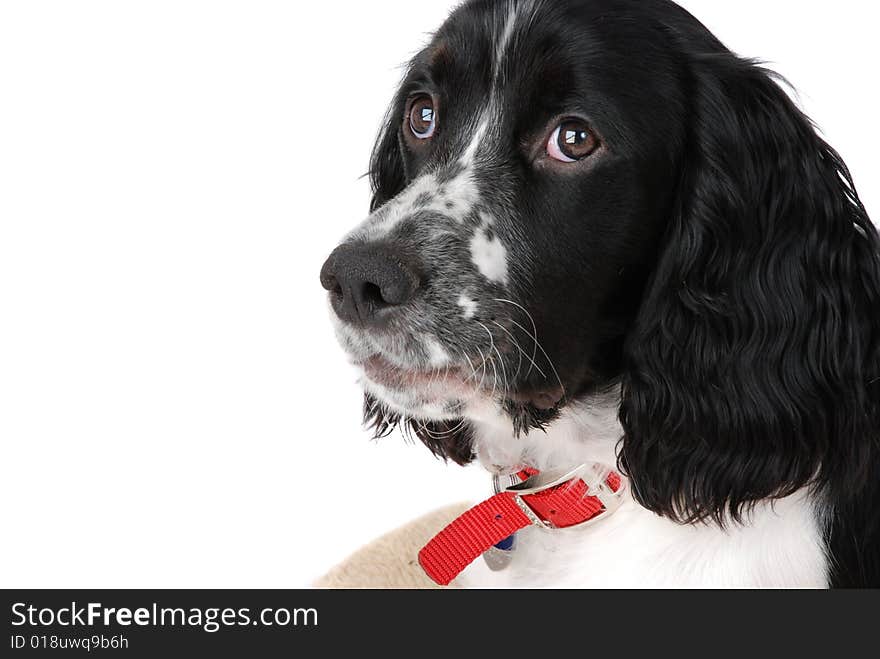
483,534 -> 517,572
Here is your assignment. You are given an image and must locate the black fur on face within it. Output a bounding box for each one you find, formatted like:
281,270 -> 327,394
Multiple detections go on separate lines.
324,0 -> 880,579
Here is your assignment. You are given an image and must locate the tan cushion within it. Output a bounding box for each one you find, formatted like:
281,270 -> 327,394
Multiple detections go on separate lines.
314,504 -> 470,589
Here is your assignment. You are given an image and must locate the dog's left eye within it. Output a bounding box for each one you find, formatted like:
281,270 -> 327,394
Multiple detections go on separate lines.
408,96 -> 437,140
547,120 -> 598,162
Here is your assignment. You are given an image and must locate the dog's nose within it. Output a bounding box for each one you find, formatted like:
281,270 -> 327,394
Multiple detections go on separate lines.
320,243 -> 421,326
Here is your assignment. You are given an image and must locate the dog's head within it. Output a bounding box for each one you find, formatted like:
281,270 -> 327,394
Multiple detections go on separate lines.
321,0 -> 880,523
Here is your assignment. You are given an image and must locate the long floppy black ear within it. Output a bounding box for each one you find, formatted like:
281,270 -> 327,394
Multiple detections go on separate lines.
368,97 -> 408,212
620,54 -> 880,526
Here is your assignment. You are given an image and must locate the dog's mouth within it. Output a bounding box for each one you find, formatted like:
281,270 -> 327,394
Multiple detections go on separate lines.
358,353 -> 567,420
360,355 -> 474,397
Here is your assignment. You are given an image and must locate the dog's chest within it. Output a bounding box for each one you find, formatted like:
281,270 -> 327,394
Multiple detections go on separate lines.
464,402 -> 830,588
459,490 -> 828,588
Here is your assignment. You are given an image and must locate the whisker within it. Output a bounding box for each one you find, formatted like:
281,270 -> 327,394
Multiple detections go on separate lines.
494,298 -> 566,398
492,338 -> 509,395
507,317 -> 566,399
488,353 -> 499,398
477,321 -> 509,397
462,351 -> 479,384
474,345 -> 490,390
494,298 -> 540,378
491,320 -> 546,379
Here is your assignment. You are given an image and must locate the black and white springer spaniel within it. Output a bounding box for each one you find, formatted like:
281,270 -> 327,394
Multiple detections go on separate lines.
320,0 -> 880,588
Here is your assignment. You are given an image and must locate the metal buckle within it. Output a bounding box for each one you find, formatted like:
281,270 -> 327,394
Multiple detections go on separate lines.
503,463 -> 628,530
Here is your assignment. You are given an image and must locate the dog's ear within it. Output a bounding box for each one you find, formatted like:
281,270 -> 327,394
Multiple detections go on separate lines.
368,96 -> 408,212
619,55 -> 880,524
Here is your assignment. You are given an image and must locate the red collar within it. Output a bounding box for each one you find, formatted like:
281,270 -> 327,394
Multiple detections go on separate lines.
419,464 -> 627,586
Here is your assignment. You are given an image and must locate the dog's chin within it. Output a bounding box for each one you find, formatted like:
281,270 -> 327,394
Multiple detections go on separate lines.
361,379 -> 465,422
357,356 -> 472,423
357,355 -> 566,439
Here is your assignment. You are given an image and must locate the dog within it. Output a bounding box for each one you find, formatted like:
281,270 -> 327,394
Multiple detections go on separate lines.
320,0 -> 880,588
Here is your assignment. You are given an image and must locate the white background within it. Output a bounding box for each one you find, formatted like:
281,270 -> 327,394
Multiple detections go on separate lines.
1,1 -> 877,588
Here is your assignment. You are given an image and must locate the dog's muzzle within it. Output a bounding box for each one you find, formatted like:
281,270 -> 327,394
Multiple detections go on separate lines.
320,242 -> 421,328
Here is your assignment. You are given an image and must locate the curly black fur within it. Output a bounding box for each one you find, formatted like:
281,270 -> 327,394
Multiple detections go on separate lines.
617,34 -> 880,586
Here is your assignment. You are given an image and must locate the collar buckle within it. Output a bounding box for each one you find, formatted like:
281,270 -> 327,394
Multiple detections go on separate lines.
420,463 -> 629,585
504,463 -> 628,530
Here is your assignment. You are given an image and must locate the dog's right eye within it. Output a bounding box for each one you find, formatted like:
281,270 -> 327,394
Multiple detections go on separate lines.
547,119 -> 598,163
408,96 -> 437,140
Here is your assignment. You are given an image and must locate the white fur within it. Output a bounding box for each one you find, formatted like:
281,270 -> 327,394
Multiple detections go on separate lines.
458,392 -> 830,588
425,337 -> 451,368
494,3 -> 519,77
457,294 -> 478,320
462,117 -> 491,167
470,221 -> 510,286
349,126 -> 483,244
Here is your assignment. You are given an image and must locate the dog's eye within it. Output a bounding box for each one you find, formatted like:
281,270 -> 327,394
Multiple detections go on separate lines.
408,96 -> 437,140
547,120 -> 598,162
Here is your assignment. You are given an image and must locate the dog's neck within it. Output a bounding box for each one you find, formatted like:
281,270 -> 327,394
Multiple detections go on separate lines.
465,386 -> 623,476
459,386 -> 831,589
